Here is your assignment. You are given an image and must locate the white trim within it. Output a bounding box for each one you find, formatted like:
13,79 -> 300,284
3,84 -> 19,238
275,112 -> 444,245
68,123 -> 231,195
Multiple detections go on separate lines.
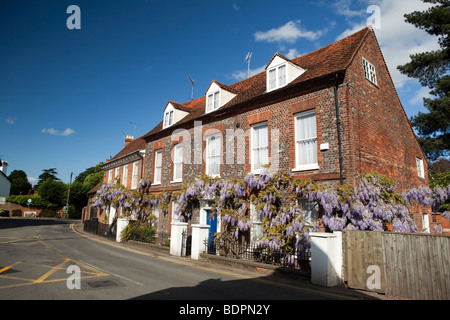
251,121 -> 269,174
294,109 -> 319,170
362,57 -> 377,86
154,149 -> 162,184
173,143 -> 183,182
131,160 -> 139,189
416,157 -> 425,179
206,91 -> 220,113
205,133 -> 221,178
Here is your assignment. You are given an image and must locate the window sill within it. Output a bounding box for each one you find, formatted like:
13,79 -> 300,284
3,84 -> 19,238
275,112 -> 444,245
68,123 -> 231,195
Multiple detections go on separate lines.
170,180 -> 183,184
292,164 -> 320,172
152,182 -> 161,186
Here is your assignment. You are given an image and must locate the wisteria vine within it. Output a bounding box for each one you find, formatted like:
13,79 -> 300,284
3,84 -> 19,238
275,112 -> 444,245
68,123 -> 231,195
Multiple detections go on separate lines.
93,170 -> 450,249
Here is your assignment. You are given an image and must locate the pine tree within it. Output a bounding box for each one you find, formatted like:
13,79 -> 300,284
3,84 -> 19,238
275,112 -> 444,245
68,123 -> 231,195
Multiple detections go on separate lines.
398,0 -> 450,160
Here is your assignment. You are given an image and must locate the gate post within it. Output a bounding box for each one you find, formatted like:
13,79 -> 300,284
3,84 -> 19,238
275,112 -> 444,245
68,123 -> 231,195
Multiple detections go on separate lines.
170,221 -> 188,256
310,231 -> 343,287
116,217 -> 130,242
191,224 -> 210,260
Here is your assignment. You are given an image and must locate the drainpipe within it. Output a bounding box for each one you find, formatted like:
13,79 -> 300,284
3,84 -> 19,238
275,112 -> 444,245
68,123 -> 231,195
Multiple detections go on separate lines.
334,73 -> 344,185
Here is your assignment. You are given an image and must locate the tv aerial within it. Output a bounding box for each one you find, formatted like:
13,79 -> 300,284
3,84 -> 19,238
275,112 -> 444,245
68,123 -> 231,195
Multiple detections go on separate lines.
188,76 -> 195,100
245,52 -> 252,79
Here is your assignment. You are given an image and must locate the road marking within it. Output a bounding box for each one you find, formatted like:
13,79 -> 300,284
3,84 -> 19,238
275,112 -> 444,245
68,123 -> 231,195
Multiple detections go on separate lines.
78,260 -> 143,286
34,259 -> 70,283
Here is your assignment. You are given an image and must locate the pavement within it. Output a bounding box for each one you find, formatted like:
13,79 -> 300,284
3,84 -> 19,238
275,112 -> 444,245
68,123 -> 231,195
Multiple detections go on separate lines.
72,221 -> 395,300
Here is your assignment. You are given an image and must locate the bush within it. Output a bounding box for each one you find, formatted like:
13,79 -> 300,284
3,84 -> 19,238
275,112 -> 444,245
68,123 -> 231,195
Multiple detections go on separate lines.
6,194 -> 57,208
120,221 -> 156,243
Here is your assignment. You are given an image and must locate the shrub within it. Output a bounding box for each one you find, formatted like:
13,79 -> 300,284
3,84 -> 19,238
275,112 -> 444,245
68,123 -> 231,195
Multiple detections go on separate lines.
120,221 -> 156,243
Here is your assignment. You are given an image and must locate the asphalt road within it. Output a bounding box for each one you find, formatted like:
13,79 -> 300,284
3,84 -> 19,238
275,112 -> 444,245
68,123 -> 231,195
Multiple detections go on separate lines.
0,217 -> 378,307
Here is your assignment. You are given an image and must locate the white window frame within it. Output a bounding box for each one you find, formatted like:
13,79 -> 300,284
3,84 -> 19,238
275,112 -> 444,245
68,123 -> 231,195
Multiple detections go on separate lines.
122,164 -> 128,187
131,161 -> 139,189
154,149 -> 162,185
172,143 -> 183,182
297,198 -> 319,225
205,133 -> 221,178
153,204 -> 160,232
171,201 -> 179,223
108,169 -> 112,183
115,167 -> 120,183
294,109 -> 319,171
251,121 -> 269,174
416,157 -> 425,179
164,110 -> 174,128
250,203 -> 263,245
267,63 -> 287,92
422,213 -> 430,233
206,91 -> 220,113
362,57 -> 377,86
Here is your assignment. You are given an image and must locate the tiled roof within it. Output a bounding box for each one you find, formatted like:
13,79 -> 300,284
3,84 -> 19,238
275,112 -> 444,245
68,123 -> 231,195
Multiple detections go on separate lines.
141,27 -> 371,141
110,136 -> 147,160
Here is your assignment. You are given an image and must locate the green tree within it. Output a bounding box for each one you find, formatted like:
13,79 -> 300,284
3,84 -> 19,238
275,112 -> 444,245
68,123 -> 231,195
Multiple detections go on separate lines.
397,0 -> 450,160
8,170 -> 32,196
37,178 -> 67,206
34,168 -> 60,191
69,163 -> 105,216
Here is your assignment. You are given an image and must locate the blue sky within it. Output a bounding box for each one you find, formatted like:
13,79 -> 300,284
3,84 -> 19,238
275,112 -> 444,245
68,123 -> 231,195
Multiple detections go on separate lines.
0,0 -> 440,184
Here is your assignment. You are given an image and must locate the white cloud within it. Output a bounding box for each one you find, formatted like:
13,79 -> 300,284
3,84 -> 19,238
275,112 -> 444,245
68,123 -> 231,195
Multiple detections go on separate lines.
42,128 -> 75,136
409,86 -> 432,106
28,177 -> 37,185
254,20 -> 325,43
231,65 -> 266,81
6,117 -> 15,125
285,48 -> 301,59
336,0 -> 441,88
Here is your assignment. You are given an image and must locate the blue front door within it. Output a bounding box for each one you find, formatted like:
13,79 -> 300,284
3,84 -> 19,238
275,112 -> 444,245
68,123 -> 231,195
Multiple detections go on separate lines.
206,210 -> 217,253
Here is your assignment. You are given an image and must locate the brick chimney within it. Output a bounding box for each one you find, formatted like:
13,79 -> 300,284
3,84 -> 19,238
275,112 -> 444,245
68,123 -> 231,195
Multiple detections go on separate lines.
125,135 -> 134,147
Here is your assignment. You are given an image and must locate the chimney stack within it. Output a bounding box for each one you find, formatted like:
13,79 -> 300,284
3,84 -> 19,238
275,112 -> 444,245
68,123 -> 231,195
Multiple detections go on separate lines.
125,135 -> 134,147
1,160 -> 8,175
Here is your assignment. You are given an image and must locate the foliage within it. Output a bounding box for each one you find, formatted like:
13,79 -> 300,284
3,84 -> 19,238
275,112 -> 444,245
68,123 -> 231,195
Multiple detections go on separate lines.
37,178 -> 67,206
93,168 -> 450,251
8,170 -> 32,196
6,194 -> 57,208
397,0 -> 450,160
69,162 -> 105,213
120,221 -> 156,243
93,178 -> 157,225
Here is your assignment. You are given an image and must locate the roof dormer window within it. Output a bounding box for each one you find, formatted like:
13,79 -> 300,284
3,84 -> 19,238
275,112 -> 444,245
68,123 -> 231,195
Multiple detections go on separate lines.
205,81 -> 237,114
162,101 -> 190,129
268,64 -> 287,91
207,91 -> 220,113
266,53 -> 306,93
164,110 -> 173,128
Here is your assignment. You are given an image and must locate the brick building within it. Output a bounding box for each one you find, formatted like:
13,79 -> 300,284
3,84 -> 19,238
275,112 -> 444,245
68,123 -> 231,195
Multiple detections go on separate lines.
92,27 -> 432,236
140,26 -> 431,235
84,135 -> 147,224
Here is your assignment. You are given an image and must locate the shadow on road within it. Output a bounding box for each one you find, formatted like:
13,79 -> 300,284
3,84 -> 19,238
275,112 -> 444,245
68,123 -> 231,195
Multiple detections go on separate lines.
0,217 -> 76,229
129,269 -> 383,301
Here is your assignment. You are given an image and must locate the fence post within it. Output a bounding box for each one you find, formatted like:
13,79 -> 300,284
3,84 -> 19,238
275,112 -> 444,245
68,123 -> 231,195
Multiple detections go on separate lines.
310,231 -> 343,287
170,221 -> 188,256
191,224 -> 210,260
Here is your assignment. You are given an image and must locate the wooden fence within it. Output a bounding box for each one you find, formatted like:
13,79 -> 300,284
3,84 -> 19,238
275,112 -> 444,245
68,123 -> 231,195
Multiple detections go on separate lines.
344,231 -> 450,300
